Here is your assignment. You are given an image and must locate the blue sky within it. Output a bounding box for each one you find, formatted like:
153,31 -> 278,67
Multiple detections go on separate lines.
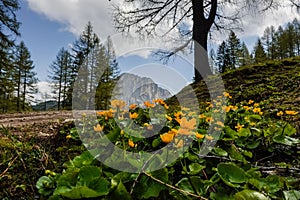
15,0 -> 299,99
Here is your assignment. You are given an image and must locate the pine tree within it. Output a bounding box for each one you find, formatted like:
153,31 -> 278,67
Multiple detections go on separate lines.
0,0 -> 20,112
71,21 -> 100,110
216,41 -> 228,73
14,41 -> 38,111
226,31 -> 242,69
292,18 -> 300,56
95,36 -> 120,110
253,38 -> 267,63
49,48 -> 73,110
240,42 -> 252,66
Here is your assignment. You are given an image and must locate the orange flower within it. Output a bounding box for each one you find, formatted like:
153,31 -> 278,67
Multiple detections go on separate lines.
253,107 -> 261,113
178,128 -> 193,135
129,104 -> 137,109
128,139 -> 136,148
144,101 -> 155,108
285,110 -> 298,115
248,100 -> 254,104
129,112 -> 139,119
179,117 -> 196,130
153,99 -> 165,105
174,111 -> 183,118
223,92 -> 232,99
195,133 -> 205,139
97,109 -> 114,119
160,131 -> 175,143
205,135 -> 214,140
111,99 -> 126,109
94,124 -> 104,132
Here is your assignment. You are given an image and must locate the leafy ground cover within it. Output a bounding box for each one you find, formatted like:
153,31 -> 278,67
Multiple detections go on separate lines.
1,57 -> 300,199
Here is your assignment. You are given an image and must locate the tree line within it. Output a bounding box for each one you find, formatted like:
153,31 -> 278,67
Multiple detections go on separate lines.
212,18 -> 300,73
0,0 -> 38,113
48,22 -> 120,110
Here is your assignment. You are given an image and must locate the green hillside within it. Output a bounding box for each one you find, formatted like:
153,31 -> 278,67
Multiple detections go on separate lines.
173,56 -> 300,128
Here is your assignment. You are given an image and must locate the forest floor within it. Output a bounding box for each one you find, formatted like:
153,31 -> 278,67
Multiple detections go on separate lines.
0,111 -> 73,137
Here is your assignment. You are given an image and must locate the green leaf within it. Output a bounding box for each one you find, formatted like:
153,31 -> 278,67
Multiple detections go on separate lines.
250,127 -> 262,137
188,163 -> 205,175
217,163 -> 246,187
227,145 -> 247,163
152,137 -> 161,148
36,176 -> 54,196
283,123 -> 297,136
60,186 -> 107,199
249,115 -> 262,121
246,140 -> 260,149
234,189 -> 269,200
223,126 -> 237,141
110,181 -> 133,200
64,151 -> 94,168
212,147 -> 228,157
78,166 -> 102,186
106,128 -> 121,142
273,135 -> 299,146
238,128 -> 251,137
283,190 -> 300,200
264,175 -> 284,194
176,177 -> 204,195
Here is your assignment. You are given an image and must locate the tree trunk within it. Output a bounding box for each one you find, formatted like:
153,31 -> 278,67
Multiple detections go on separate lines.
192,0 -> 217,82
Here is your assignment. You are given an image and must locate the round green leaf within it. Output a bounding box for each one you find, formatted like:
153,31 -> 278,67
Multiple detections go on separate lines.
217,163 -> 246,186
234,189 -> 269,200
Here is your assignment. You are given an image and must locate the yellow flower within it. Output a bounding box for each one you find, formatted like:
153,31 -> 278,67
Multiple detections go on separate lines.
248,100 -> 254,104
160,131 -> 175,143
129,104 -> 137,109
215,121 -> 225,127
223,92 -> 232,99
235,123 -> 244,131
253,107 -> 261,113
174,139 -> 184,148
164,104 -> 169,110
277,111 -> 284,116
128,139 -> 136,148
111,99 -> 126,109
259,111 -> 263,115
254,103 -> 259,107
94,124 -> 104,132
195,133 -> 205,139
66,135 -> 72,139
165,115 -> 172,121
147,125 -> 153,130
174,111 -> 184,118
179,117 -> 196,130
97,110 -> 114,120
199,114 -> 206,119
244,116 -> 249,122
285,110 -> 298,115
144,101 -> 155,108
243,106 -> 251,111
224,106 -> 231,112
120,130 -> 124,135
205,135 -> 214,140
129,112 -> 139,119
206,117 -> 212,123
232,106 -> 238,111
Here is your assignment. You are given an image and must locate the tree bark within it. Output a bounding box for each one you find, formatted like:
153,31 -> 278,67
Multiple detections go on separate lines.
192,0 -> 217,82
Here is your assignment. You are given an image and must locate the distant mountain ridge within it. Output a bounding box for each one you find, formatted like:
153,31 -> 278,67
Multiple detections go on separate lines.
113,73 -> 172,106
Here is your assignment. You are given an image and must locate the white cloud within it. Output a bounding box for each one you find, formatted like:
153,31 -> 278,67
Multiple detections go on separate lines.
33,81 -> 55,103
25,0 -> 117,39
25,0 -> 299,46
